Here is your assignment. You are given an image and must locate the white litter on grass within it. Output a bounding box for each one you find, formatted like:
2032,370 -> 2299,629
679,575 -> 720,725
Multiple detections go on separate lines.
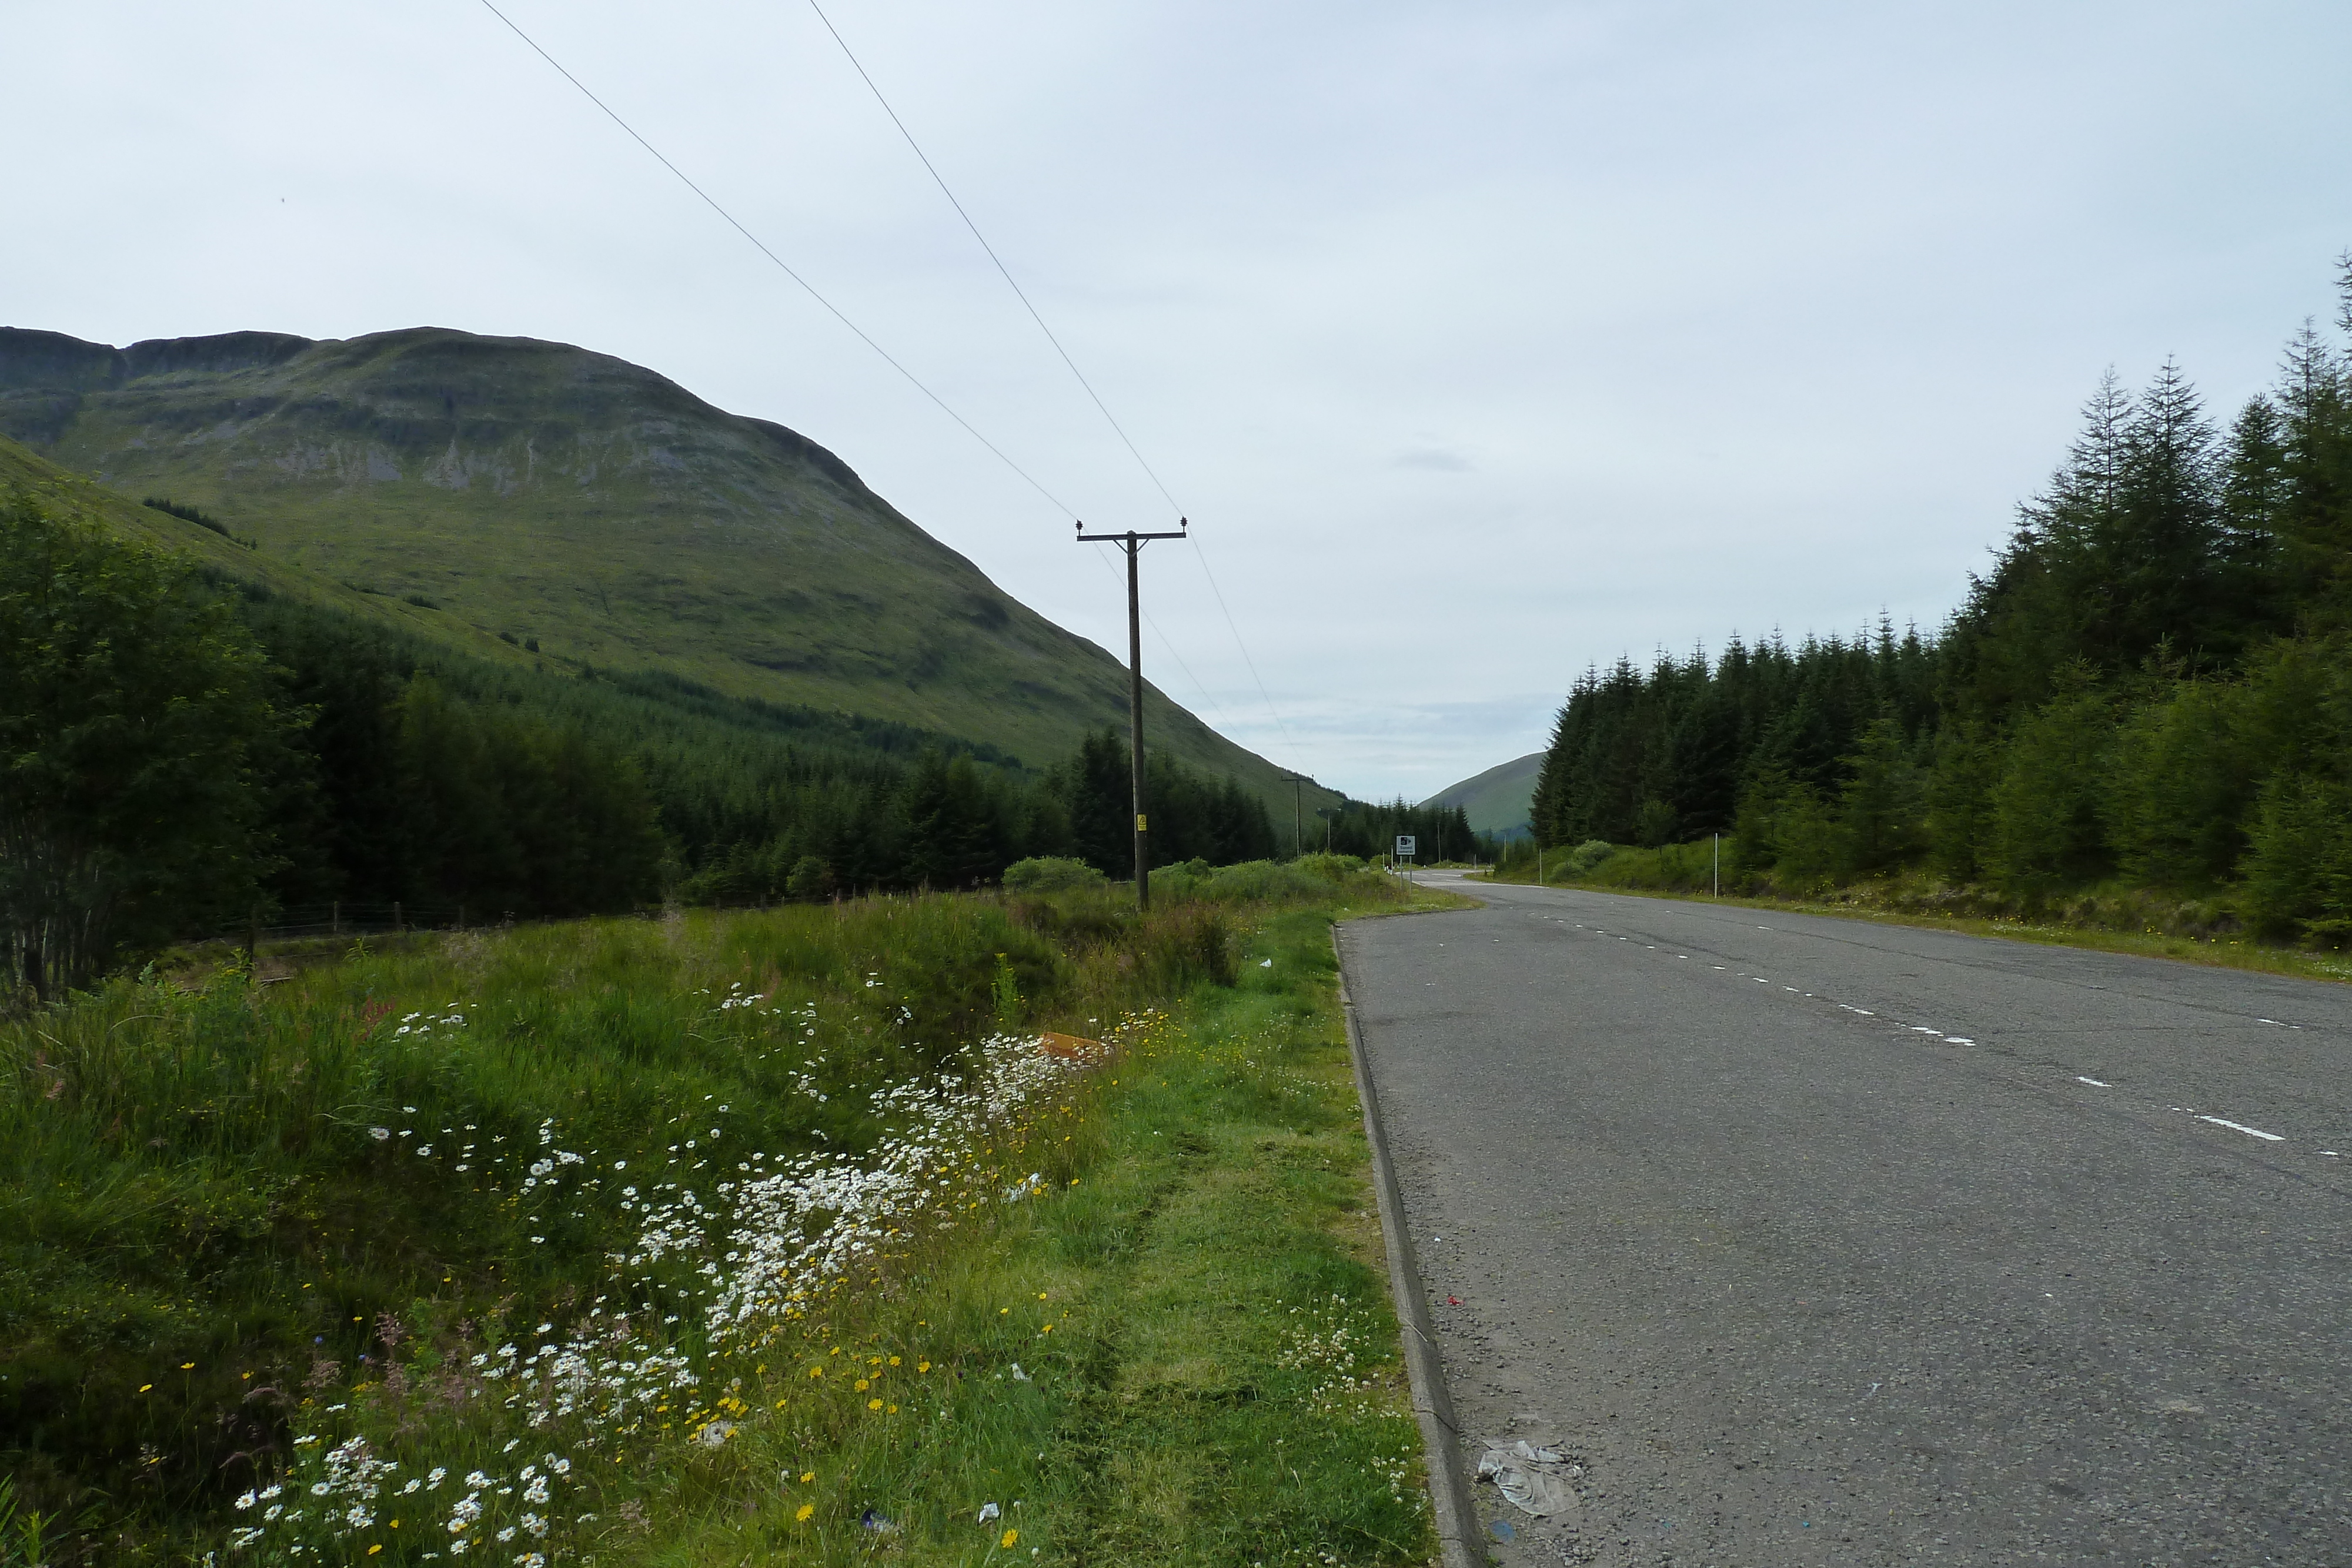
1476,1441 -> 1579,1517
1259,959 -> 1273,968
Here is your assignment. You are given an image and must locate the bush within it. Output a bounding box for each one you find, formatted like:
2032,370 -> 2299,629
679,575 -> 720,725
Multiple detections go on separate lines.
1135,904 -> 1240,989
1003,855 -> 1107,893
1291,852 -> 1367,878
1579,839 -> 1715,892
1566,840 -> 1616,874
1200,860 -> 1333,902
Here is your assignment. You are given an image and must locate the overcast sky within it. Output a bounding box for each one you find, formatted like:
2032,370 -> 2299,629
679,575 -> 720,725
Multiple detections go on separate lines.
13,1 -> 2352,800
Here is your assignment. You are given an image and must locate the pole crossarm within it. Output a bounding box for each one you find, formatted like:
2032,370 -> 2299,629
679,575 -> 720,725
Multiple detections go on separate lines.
1075,527 -> 1191,544
1075,519 -> 1190,910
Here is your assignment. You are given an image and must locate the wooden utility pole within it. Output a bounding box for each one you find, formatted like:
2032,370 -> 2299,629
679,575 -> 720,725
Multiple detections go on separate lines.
1076,518 -> 1189,909
1282,773 -> 1311,860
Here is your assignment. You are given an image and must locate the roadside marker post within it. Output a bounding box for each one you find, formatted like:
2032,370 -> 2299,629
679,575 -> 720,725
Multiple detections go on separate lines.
1076,519 -> 1189,910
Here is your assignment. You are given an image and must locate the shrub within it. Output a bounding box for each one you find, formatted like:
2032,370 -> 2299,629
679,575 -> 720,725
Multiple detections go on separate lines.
1003,855 -> 1107,893
1566,840 -> 1616,874
1291,852 -> 1367,878
1200,860 -> 1330,902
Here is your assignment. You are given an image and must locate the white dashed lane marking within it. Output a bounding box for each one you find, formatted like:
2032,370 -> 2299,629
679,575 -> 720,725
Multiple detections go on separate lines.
2196,1114 -> 2285,1142
1531,901 -> 2331,1162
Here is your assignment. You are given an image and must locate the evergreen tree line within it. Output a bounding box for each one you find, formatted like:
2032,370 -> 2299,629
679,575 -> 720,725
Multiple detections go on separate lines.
1310,798 -> 1479,862
1530,255 -> 2352,940
249,600 -> 1283,915
2,493 -> 1283,997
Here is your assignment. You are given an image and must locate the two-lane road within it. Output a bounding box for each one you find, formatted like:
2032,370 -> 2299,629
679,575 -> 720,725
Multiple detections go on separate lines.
1341,874 -> 2352,1566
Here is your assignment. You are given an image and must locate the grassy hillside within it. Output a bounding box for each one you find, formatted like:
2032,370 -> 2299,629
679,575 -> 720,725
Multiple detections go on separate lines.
0,326 -> 1332,814
3,448 -> 1297,955
1421,750 -> 1539,838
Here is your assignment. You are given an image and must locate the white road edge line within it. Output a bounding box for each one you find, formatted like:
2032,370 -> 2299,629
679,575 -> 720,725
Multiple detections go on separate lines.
2197,1114 -> 2285,1142
2077,1075 -> 2112,1087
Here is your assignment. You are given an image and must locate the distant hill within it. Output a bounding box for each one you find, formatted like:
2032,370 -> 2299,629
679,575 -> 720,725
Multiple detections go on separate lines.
0,325 -> 1331,811
1422,752 -> 1541,840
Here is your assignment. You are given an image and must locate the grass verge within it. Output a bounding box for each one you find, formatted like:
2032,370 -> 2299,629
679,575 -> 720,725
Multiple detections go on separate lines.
2,868 -> 1464,1566
1482,861 -> 2352,986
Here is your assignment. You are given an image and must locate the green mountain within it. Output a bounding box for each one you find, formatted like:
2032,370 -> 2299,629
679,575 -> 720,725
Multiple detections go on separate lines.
1422,751 -> 1541,839
0,325 -> 1326,809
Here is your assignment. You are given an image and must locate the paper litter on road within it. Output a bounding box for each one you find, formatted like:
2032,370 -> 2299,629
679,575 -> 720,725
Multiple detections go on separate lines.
1476,1439 -> 1581,1517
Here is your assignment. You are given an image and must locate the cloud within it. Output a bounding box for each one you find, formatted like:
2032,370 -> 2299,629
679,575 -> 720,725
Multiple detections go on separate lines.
1395,447 -> 1472,472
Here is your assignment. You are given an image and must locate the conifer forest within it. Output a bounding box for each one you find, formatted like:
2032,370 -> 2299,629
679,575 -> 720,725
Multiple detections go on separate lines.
0,495 -> 1300,999
1531,259 -> 2352,941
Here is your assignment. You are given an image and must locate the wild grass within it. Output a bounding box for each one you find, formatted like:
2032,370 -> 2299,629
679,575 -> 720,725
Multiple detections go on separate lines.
1490,843 -> 2352,985
1,865 -> 1445,1566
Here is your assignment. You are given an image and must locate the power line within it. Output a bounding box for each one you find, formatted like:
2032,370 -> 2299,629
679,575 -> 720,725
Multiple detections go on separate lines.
804,0 -> 1181,518
483,0 -> 1305,781
473,0 -> 1077,521
1088,543 -> 1231,726
1186,546 -> 1300,761
803,1 -> 1309,775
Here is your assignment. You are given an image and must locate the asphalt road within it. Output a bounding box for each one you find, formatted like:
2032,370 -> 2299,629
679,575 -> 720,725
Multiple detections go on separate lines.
1338,873 -> 2352,1567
